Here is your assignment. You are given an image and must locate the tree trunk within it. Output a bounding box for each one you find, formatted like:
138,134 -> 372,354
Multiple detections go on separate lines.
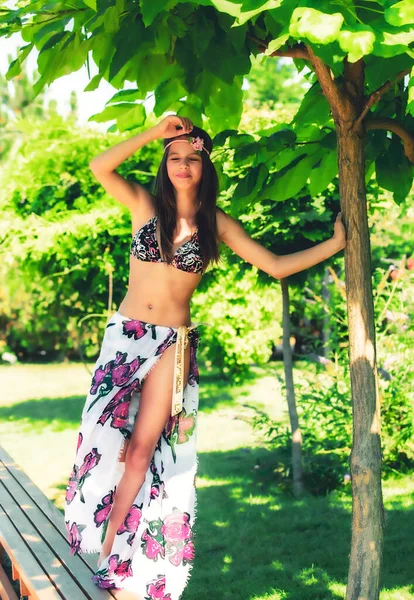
321,266 -> 332,357
337,125 -> 385,600
281,277 -> 305,496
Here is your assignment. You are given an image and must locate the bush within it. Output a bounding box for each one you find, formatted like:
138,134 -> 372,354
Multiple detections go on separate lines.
191,257 -> 282,383
248,257 -> 414,495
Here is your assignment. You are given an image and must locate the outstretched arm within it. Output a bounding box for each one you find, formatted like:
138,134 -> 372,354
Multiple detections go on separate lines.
216,209 -> 346,279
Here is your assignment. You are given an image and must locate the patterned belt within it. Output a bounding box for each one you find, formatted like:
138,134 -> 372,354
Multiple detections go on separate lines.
171,322 -> 209,417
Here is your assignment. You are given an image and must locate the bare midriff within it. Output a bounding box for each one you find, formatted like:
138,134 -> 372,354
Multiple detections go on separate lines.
117,256 -> 202,328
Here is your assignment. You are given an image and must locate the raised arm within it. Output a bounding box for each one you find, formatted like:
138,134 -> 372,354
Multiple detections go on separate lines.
216,209 -> 346,279
89,126 -> 160,213
89,115 -> 194,214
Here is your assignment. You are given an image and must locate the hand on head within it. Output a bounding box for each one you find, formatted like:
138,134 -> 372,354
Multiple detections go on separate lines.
153,115 -> 194,140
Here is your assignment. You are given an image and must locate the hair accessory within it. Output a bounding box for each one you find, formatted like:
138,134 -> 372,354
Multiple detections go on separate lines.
164,136 -> 210,156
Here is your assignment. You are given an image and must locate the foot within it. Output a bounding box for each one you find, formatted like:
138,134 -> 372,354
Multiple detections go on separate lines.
111,590 -> 144,600
97,548 -> 109,569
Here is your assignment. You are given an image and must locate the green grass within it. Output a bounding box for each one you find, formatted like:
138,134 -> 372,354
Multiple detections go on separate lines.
1,362 -> 413,600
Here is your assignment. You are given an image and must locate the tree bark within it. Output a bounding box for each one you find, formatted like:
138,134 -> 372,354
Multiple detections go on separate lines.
281,277 -> 305,496
321,266 -> 331,358
336,123 -> 385,600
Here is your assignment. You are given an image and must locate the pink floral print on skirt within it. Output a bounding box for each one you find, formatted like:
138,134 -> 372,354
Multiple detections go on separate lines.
64,310 -> 201,600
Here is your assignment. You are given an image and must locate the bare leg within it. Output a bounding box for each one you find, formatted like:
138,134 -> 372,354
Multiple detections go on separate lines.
100,467 -> 146,560
100,340 -> 191,562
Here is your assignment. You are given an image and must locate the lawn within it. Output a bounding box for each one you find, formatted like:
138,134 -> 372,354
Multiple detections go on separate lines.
1,361 -> 413,600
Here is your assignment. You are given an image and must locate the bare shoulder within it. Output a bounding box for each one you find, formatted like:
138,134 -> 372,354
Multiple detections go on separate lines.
215,206 -> 229,241
215,206 -> 239,242
89,160 -> 157,219
130,183 -> 156,214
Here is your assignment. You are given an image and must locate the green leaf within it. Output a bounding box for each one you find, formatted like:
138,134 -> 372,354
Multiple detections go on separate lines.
37,30 -> 89,84
109,18 -> 150,82
103,6 -> 120,33
408,67 -> 414,116
203,75 -> 244,130
33,75 -> 48,97
372,24 -> 414,57
153,18 -> 173,54
265,150 -> 323,202
365,130 -> 387,162
229,133 -> 256,149
154,75 -> 187,117
141,0 -> 171,27
234,163 -> 269,201
83,73 -> 102,91
134,53 -> 174,95
375,140 -> 413,203
263,11 -> 285,37
320,131 -> 337,150
338,26 -> 376,63
88,102 -> 146,127
227,22 -> 248,53
234,142 -> 260,163
200,32 -> 251,84
289,8 -> 344,45
5,43 -> 33,79
177,98 -> 203,125
117,104 -> 147,132
264,129 -> 297,152
212,129 -> 239,147
264,29 -> 290,56
32,16 -> 72,46
382,25 -> 414,47
294,83 -> 331,127
106,89 -> 147,104
166,13 -> 187,37
365,161 -> 376,184
354,1 -> 386,24
309,150 -> 338,196
41,31 -> 69,52
210,0 -> 284,26
385,0 -> 414,26
364,53 -> 413,90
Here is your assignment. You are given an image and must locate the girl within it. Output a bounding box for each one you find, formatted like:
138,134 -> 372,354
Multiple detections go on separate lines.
64,115 -> 346,600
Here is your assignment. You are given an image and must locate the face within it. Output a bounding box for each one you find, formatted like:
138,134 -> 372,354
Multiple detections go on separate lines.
166,137 -> 203,189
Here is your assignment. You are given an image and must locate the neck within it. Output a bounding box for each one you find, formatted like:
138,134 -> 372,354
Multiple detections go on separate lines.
174,189 -> 199,221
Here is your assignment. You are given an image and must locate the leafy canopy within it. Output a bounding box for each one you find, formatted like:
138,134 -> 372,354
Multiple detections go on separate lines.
1,0 -> 413,202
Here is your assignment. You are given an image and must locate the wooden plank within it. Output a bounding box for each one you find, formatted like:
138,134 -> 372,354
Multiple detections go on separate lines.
0,502 -> 62,600
0,463 -> 111,600
0,560 -> 19,600
0,446 -> 102,577
0,446 -> 99,573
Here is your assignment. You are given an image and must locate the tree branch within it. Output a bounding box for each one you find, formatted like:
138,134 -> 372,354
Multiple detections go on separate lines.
268,45 -> 309,60
247,34 -> 310,60
305,44 -> 352,122
365,117 -> 414,163
344,57 -> 365,103
354,68 -> 411,130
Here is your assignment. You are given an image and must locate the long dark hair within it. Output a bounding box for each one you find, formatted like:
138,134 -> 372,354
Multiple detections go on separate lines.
151,125 -> 222,274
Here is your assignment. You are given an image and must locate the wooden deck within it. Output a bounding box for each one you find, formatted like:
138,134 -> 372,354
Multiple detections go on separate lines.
0,445 -> 115,599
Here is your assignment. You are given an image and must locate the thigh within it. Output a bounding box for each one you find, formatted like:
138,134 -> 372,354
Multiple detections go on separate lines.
122,339 -> 191,465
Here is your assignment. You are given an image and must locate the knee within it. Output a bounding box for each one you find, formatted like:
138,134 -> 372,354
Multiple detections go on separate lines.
124,441 -> 154,476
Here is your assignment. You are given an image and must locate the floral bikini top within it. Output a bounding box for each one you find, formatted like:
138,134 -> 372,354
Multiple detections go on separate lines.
130,215 -> 204,275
